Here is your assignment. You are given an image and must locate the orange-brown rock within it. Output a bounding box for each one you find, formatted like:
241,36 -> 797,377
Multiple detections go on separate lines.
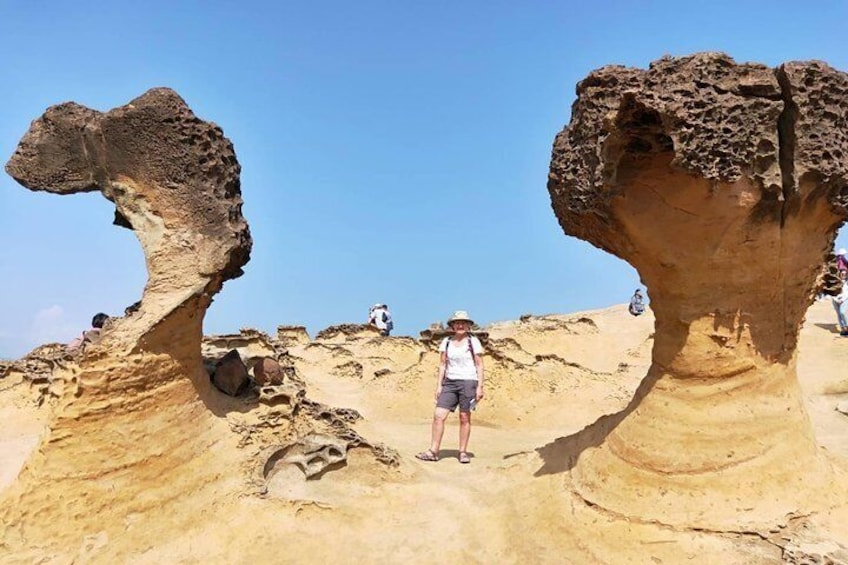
212,349 -> 250,396
253,357 -> 286,386
548,53 -> 848,529
2,89 -> 252,555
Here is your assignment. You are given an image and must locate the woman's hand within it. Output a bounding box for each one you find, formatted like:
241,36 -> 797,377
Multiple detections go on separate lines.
476,384 -> 484,402
434,386 -> 442,404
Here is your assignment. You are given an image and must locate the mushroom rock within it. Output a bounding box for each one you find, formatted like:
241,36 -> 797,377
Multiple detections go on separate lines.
548,53 -> 848,529
2,89 -> 251,552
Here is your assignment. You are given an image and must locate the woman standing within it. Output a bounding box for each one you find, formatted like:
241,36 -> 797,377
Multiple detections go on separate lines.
833,270 -> 848,336
416,310 -> 484,464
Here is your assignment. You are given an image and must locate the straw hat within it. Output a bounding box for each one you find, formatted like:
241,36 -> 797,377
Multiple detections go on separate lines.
839,248 -> 847,256
448,310 -> 474,326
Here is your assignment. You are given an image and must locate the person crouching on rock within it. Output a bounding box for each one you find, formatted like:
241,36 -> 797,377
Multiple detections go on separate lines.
629,289 -> 646,316
416,310 -> 484,464
67,312 -> 110,352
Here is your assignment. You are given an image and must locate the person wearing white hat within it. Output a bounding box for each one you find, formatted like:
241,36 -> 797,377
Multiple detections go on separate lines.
416,310 -> 484,464
628,289 -> 646,316
368,303 -> 382,323
368,303 -> 392,336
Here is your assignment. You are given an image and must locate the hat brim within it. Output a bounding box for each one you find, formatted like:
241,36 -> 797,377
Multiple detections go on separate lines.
448,318 -> 474,326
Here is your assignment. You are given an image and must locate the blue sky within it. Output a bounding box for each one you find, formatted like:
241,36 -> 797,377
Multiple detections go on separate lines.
1,1 -> 847,358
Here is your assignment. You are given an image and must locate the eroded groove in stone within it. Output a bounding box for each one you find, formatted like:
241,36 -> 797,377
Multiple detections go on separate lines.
548,52 -> 848,529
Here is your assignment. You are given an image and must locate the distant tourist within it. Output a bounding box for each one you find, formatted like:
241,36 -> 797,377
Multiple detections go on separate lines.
838,248 -> 848,275
67,312 -> 110,351
833,271 -> 848,336
381,304 -> 394,336
416,310 -> 484,464
368,303 -> 381,323
628,289 -> 646,316
368,303 -> 393,336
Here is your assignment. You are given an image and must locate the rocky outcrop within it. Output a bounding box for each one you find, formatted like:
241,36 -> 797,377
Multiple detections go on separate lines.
418,328 -> 489,351
1,90 -> 403,560
548,53 -> 848,529
817,253 -> 842,296
0,343 -> 71,382
202,329 -> 282,365
295,328 -> 425,383
234,378 -> 401,491
1,89 -> 253,555
276,325 -> 310,348
315,323 -> 381,341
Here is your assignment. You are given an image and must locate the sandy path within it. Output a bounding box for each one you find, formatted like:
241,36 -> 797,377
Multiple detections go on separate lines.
797,298 -> 848,458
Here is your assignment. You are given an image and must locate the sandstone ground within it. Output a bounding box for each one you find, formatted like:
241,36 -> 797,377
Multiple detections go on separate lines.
2,299 -> 847,563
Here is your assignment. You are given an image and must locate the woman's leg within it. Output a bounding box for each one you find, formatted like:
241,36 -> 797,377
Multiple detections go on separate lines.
458,411 -> 471,453
833,300 -> 845,330
429,408 -> 450,453
839,303 -> 848,332
458,380 -> 476,454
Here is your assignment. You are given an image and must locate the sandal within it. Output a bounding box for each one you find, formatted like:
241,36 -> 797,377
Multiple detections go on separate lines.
458,452 -> 471,464
415,449 -> 439,462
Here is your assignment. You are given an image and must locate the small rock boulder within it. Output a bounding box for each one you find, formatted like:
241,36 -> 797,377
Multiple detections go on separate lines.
212,349 -> 249,396
253,357 -> 285,386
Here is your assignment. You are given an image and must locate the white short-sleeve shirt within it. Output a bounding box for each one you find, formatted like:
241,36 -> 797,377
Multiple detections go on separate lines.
372,307 -> 388,330
439,336 -> 484,380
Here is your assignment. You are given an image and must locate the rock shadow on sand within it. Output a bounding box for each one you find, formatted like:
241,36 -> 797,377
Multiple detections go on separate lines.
533,371 -> 658,477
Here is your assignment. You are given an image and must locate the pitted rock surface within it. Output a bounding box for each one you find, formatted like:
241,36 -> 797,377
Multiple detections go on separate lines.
780,61 -> 848,197
549,53 -> 848,258
265,433 -> 349,479
258,382 -> 304,412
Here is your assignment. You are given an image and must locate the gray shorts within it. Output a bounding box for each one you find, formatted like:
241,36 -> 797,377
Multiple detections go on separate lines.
437,379 -> 478,412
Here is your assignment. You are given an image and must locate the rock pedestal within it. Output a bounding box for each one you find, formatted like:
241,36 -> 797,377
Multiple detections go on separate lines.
2,89 -> 252,552
548,53 -> 848,529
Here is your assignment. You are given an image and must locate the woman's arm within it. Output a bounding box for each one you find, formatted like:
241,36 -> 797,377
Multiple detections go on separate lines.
474,354 -> 484,400
435,351 -> 447,403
